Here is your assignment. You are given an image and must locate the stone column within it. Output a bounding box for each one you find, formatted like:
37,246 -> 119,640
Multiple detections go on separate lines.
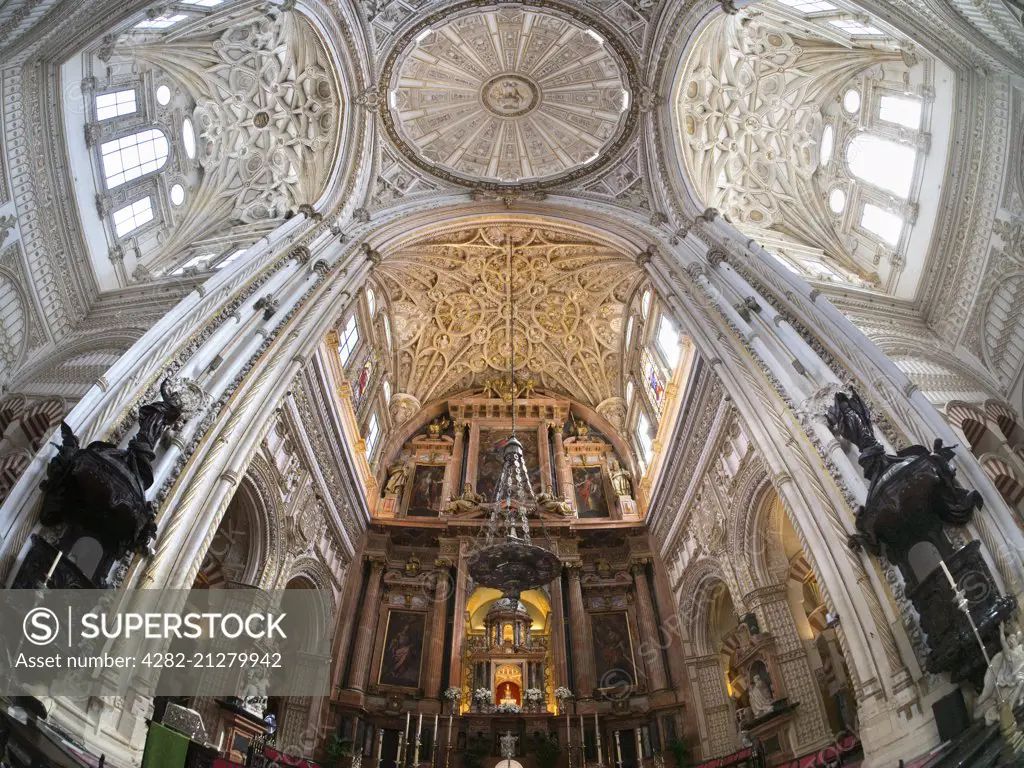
549,570 -> 569,690
552,424 -> 571,500
630,559 -> 668,692
746,584 -> 832,753
424,560 -> 453,698
691,655 -> 738,758
650,551 -> 687,691
566,563 -> 595,697
350,557 -> 386,692
448,541 -> 470,691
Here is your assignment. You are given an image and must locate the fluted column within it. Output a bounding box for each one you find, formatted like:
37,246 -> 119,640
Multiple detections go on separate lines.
566,563 -> 595,697
630,559 -> 668,692
424,559 -> 453,698
448,541 -> 470,691
350,557 -> 386,692
550,570 -> 569,690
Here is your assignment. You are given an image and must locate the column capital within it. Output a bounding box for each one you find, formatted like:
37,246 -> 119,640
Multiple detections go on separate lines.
565,561 -> 584,578
367,555 -> 387,570
629,558 -> 651,575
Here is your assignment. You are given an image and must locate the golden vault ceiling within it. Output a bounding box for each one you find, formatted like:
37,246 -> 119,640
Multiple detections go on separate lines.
374,225 -> 641,407
384,6 -> 630,185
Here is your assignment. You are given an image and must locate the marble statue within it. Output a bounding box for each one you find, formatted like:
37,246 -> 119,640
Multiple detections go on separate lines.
975,626 -> 1024,724
748,674 -> 774,717
608,459 -> 632,497
536,491 -> 574,516
444,483 -> 484,514
384,463 -> 408,497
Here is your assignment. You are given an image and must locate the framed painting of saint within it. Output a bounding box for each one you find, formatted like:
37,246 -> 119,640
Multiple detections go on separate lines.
591,612 -> 635,688
378,610 -> 426,689
573,465 -> 609,517
408,464 -> 445,517
478,428 -> 541,500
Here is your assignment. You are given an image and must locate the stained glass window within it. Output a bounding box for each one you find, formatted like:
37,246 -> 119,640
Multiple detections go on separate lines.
642,349 -> 666,414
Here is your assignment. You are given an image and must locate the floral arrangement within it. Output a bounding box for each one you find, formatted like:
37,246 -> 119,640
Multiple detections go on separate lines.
444,687 -> 462,702
473,688 -> 494,703
554,686 -> 573,700
524,688 -> 545,703
495,702 -> 521,714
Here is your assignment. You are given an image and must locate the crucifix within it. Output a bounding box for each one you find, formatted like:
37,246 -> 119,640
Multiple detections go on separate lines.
500,730 -> 517,768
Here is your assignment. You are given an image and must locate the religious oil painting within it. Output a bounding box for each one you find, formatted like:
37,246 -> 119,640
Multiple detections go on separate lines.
378,610 -> 425,688
477,428 -> 541,500
408,464 -> 445,517
573,465 -> 609,518
591,612 -> 635,688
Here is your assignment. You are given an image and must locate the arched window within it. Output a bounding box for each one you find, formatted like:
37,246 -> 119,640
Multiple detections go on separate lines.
338,314 -> 359,366
625,380 -> 635,405
625,315 -> 635,346
367,288 -> 376,316
100,128 -> 169,188
135,13 -> 189,29
641,289 -> 652,318
656,315 -> 681,369
641,349 -> 667,414
383,315 -> 392,348
383,379 -> 392,404
365,412 -> 381,457
860,204 -> 903,245
636,412 -> 654,469
846,134 -> 916,197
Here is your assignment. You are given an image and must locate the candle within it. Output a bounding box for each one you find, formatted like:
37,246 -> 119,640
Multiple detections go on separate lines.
377,728 -> 384,768
635,729 -> 643,767
614,730 -> 623,768
594,713 -> 602,765
45,550 -> 62,581
939,560 -> 957,590
432,713 -> 439,755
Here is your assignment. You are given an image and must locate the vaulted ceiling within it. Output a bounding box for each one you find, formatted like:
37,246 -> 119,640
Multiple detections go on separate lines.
373,224 -> 642,407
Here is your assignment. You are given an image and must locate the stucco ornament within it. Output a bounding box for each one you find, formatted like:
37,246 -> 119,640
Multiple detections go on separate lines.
375,225 -> 640,405
386,6 -> 630,185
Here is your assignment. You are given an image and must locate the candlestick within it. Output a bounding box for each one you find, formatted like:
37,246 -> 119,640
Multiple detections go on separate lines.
594,713 -> 603,766
940,558 -> 992,666
414,713 -> 423,766
431,714 -> 439,768
939,559 -> 957,589
614,730 -> 623,768
445,713 -> 454,768
44,550 -> 62,582
376,728 -> 384,768
565,705 -> 574,768
397,733 -> 405,768
635,728 -> 643,768
579,714 -> 586,768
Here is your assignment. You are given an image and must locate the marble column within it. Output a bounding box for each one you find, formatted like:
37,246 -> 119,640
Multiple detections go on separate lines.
552,424 -> 571,500
550,570 -> 569,691
566,563 -> 595,697
424,559 -> 453,698
630,559 -> 668,692
350,557 -> 386,692
448,541 -> 470,691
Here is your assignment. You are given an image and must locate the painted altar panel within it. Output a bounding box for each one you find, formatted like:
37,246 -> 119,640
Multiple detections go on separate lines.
477,427 -> 542,499
378,609 -> 426,688
591,611 -> 636,688
408,464 -> 446,517
573,465 -> 610,518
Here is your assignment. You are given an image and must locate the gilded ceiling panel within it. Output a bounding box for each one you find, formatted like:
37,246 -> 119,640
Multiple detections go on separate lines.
374,225 -> 641,406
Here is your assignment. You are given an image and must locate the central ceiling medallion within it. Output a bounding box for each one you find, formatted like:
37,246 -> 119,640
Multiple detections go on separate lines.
383,5 -> 633,186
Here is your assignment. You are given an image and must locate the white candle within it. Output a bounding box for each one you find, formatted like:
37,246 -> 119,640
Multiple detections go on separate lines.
939,559 -> 957,590
432,713 -> 439,750
635,729 -> 643,766
45,550 -> 62,581
594,713 -> 602,765
377,728 -> 384,768
614,731 -> 622,768
414,713 -> 423,765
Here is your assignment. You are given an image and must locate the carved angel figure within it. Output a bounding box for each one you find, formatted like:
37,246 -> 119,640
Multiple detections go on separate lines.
536,491 -> 574,516
444,483 -> 484,515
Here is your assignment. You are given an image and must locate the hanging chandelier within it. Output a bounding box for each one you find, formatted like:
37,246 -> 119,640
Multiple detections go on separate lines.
466,232 -> 562,599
